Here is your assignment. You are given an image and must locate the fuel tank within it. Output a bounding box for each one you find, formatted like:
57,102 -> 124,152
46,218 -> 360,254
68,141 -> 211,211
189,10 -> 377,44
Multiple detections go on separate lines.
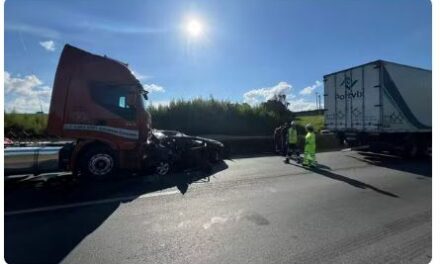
4,146 -> 63,176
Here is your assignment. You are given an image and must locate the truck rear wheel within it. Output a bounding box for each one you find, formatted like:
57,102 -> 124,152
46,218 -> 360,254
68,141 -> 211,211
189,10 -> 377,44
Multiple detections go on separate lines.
403,141 -> 418,159
81,146 -> 118,179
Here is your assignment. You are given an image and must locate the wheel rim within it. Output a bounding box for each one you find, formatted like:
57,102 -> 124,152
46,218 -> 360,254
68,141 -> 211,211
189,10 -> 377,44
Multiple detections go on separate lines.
89,154 -> 114,176
156,162 -> 170,176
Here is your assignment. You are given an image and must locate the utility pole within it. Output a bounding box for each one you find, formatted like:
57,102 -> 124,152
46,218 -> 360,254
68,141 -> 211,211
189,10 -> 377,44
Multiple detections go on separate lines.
318,94 -> 321,109
315,92 -> 318,109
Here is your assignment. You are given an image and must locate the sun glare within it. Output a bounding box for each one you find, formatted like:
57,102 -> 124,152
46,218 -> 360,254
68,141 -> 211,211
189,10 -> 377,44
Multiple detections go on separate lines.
186,19 -> 203,37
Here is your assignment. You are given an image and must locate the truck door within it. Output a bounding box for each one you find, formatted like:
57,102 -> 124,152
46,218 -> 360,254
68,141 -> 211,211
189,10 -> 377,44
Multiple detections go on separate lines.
324,73 -> 346,131
324,75 -> 336,130
363,63 -> 381,131
346,67 -> 363,130
334,71 -> 348,130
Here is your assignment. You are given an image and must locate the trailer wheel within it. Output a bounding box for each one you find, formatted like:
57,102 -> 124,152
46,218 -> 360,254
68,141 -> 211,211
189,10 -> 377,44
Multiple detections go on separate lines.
81,147 -> 117,179
403,139 -> 422,159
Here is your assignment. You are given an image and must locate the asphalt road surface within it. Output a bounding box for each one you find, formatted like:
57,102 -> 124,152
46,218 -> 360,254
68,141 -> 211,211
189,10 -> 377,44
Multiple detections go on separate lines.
5,150 -> 432,264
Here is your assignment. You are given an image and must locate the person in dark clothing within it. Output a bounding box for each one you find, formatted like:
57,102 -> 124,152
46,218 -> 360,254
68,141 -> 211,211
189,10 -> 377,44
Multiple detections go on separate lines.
285,121 -> 300,163
273,125 -> 282,153
280,122 -> 289,156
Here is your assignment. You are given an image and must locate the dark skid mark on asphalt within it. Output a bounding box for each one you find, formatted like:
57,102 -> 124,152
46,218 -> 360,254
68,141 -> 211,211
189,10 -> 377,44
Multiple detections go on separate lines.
289,163 -> 399,198
348,152 -> 432,178
244,212 -> 270,226
5,161 -> 229,212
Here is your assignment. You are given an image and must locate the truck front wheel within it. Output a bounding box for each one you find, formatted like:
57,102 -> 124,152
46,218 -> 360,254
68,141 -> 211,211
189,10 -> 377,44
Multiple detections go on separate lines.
81,147 -> 118,179
155,161 -> 171,176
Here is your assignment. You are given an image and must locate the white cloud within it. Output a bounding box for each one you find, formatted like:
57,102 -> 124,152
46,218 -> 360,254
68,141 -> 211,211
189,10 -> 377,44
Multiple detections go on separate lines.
131,70 -> 151,80
5,72 -> 43,95
39,40 -> 56,51
143,83 -> 165,93
5,97 -> 51,113
79,21 -> 167,34
287,98 -> 316,112
6,23 -> 61,39
286,94 -> 296,100
150,100 -> 170,108
4,71 -> 52,113
299,80 -> 322,95
243,81 -> 292,105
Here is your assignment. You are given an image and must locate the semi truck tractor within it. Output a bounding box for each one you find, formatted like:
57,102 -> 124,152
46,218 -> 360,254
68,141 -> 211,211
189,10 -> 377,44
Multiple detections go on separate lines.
323,60 -> 431,157
5,44 -> 223,179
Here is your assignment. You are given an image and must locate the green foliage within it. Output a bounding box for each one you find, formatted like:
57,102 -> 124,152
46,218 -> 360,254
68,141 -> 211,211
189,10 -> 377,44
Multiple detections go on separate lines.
4,99 -> 324,138
148,98 -> 296,135
5,112 -> 48,138
295,115 -> 324,132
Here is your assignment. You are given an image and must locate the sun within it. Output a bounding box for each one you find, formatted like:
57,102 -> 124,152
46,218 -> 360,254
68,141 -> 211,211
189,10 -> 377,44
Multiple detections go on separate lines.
186,19 -> 203,37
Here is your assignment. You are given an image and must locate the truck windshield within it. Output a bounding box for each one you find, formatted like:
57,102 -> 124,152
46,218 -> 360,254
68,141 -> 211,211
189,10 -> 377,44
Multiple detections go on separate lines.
90,83 -> 136,120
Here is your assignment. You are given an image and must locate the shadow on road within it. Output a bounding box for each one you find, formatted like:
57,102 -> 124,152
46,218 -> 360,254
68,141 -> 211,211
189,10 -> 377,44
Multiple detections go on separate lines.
5,161 -> 228,264
348,151 -> 431,178
289,162 -> 399,198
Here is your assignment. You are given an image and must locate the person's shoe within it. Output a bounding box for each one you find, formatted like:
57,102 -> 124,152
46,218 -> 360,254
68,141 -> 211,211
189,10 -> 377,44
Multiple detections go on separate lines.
284,158 -> 289,163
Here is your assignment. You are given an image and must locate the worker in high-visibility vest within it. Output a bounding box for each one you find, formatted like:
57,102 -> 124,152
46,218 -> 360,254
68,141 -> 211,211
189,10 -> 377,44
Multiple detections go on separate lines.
303,123 -> 317,167
285,121 -> 300,163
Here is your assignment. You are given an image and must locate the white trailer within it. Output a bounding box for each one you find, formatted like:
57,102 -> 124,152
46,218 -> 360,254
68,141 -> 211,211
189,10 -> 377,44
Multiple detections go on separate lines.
323,60 -> 431,156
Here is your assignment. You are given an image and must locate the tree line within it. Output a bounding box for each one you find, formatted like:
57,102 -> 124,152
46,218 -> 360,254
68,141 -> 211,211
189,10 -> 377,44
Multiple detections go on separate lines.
4,97 -> 320,139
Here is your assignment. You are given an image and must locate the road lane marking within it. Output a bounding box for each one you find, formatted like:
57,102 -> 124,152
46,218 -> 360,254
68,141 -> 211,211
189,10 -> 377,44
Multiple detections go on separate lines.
5,159 -> 429,217
138,190 -> 180,199
5,190 -> 180,216
3,163 -> 401,216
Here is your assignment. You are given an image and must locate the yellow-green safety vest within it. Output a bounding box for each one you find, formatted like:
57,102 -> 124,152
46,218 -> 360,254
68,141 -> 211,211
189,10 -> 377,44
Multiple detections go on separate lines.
304,132 -> 316,153
288,127 -> 298,144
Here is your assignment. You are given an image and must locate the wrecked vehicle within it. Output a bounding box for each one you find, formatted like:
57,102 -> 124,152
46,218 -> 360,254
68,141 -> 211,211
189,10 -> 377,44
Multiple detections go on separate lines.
152,130 -> 224,172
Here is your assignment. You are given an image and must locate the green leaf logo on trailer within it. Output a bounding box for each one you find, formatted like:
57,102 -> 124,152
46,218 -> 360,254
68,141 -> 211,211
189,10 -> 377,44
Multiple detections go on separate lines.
335,76 -> 363,100
340,76 -> 358,90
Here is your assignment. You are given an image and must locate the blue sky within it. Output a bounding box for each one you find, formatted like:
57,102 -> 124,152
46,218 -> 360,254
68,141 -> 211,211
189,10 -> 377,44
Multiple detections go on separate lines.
5,0 -> 431,113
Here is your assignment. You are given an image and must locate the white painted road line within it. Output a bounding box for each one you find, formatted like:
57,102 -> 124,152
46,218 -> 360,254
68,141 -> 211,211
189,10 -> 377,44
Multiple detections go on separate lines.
138,190 -> 181,199
5,190 -> 181,216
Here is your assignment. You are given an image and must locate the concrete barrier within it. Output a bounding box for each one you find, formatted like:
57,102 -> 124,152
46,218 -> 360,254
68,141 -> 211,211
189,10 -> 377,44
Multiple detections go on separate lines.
198,134 -> 343,156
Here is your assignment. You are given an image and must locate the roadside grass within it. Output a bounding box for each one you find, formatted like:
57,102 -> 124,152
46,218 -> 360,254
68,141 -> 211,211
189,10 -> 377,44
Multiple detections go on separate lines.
5,113 -> 48,138
295,114 -> 324,132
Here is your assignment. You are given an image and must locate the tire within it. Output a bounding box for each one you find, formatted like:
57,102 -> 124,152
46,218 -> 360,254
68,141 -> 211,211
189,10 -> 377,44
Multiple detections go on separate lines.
155,161 -> 171,176
80,146 -> 118,180
403,141 -> 425,159
404,141 -> 418,158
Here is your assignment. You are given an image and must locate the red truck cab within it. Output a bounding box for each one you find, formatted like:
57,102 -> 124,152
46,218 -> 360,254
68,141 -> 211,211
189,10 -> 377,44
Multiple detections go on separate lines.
48,44 -> 168,178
